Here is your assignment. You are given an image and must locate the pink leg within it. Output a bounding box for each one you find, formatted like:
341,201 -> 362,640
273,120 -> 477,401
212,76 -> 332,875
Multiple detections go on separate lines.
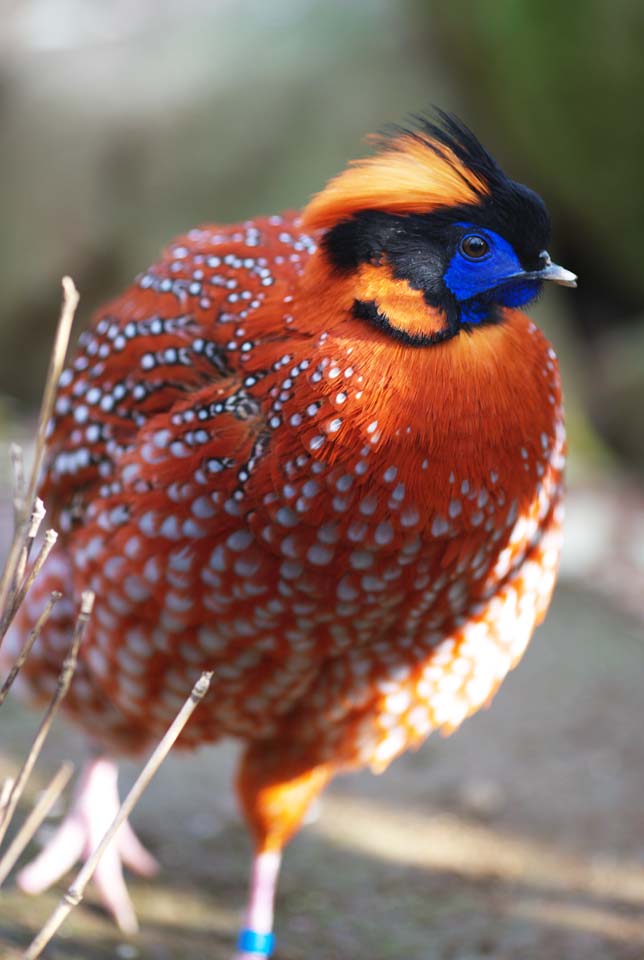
17,755 -> 158,934
234,849 -> 282,959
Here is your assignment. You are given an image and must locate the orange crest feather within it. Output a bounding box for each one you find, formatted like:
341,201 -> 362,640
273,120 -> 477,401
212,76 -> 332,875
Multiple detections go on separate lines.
302,130 -> 489,231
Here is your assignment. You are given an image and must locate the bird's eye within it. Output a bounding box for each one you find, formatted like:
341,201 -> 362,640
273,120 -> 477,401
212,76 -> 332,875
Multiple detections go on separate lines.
459,234 -> 489,260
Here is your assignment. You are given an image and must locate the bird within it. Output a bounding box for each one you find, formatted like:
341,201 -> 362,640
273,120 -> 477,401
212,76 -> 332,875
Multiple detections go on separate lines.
8,110 -> 575,958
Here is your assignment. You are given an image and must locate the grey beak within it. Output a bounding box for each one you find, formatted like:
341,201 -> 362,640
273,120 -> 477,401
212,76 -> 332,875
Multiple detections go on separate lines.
530,251 -> 578,288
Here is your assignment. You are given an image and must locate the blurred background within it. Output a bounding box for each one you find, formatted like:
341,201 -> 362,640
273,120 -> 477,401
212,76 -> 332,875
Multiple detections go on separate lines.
0,2 -> 643,958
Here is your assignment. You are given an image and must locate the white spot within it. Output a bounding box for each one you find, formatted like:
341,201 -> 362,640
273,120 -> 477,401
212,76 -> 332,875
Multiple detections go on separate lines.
280,560 -> 302,580
384,690 -> 411,714
209,545 -> 228,571
348,521 -> 368,542
235,555 -> 262,578
307,544 -> 333,566
373,729 -> 406,765
124,536 -> 141,558
350,550 -> 373,570
400,507 -> 419,528
160,516 -> 181,539
192,496 -> 216,519
227,529 -> 253,551
124,575 -> 149,603
125,627 -> 150,656
359,495 -> 378,516
361,575 -> 385,592
277,506 -> 298,527
337,577 -> 358,601
374,521 -> 394,546
391,483 -> 405,503
138,511 -> 158,537
197,626 -> 227,653
302,480 -> 320,499
166,591 -> 192,613
431,515 -> 449,537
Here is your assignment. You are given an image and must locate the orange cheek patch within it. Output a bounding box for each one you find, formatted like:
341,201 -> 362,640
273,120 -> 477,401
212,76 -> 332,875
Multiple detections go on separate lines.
355,264 -> 449,340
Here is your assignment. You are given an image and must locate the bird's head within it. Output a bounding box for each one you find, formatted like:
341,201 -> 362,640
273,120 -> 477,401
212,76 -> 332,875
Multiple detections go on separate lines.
301,111 -> 576,346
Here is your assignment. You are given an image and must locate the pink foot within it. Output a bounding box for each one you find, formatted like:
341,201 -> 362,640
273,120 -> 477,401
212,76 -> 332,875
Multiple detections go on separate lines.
17,756 -> 158,934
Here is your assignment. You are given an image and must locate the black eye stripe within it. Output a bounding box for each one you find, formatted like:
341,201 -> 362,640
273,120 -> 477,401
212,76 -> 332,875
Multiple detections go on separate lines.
459,234 -> 489,259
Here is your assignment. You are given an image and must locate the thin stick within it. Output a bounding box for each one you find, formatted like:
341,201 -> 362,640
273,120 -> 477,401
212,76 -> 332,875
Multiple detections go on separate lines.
23,277 -> 79,527
0,779 -> 14,818
22,670 -> 214,960
0,591 -> 93,846
0,762 -> 73,887
10,443 -> 26,528
9,501 -> 47,626
0,592 -> 61,708
2,529 -> 58,636
0,277 -> 79,639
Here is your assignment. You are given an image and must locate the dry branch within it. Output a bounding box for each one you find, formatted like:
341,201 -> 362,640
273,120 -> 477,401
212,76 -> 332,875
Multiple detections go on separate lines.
13,498 -> 45,593
4,529 -> 58,632
0,591 -> 93,848
10,443 -> 26,525
22,670 -> 214,960
0,592 -> 62,707
0,779 -> 14,819
0,277 -> 78,649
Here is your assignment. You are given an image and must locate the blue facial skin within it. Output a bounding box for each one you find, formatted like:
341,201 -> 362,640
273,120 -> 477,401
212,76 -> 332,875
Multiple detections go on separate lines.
443,223 -> 541,325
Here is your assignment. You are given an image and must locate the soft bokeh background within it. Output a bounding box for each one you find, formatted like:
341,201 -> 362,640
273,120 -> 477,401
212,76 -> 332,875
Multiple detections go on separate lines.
1,2 -> 643,958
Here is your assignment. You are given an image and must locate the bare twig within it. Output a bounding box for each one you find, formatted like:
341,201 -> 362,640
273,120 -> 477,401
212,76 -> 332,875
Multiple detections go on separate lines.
0,779 -> 14,819
0,762 -> 73,887
0,277 -> 79,646
8,501 -> 47,628
2,529 -> 59,637
22,670 -> 214,960
23,277 -> 79,525
0,592 -> 62,708
0,591 -> 93,847
10,443 -> 26,527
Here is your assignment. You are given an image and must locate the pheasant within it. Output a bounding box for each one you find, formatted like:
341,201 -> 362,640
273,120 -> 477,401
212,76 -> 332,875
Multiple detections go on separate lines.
8,112 -> 575,957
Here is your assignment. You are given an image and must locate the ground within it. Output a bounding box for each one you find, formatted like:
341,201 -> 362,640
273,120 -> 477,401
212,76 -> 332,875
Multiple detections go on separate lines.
1,582 -> 644,960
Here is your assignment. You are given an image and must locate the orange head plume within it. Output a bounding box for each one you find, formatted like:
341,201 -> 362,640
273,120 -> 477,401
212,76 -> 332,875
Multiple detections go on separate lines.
302,111 -> 496,232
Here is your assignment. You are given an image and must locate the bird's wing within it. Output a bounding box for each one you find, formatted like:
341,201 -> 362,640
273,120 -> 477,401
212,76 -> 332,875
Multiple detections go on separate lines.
40,213 -> 315,519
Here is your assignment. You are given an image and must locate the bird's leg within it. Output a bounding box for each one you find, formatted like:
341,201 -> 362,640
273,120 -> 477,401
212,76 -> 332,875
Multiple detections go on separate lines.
234,740 -> 333,958
234,849 -> 282,960
17,754 -> 157,933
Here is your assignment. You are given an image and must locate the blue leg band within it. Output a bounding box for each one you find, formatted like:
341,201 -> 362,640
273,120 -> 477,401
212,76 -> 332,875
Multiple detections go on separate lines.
237,928 -> 275,956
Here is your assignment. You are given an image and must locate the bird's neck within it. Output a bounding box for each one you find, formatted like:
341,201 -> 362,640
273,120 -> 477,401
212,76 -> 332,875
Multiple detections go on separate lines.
288,253 -> 563,519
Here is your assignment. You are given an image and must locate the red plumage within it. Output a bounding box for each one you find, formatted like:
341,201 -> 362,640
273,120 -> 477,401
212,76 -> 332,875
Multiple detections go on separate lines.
9,113 -> 571,954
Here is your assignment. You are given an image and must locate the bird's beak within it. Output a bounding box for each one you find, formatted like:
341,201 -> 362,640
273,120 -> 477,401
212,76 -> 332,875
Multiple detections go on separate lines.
529,251 -> 577,288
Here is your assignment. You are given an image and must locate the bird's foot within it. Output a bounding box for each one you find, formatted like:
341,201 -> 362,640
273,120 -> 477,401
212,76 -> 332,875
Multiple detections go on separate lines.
17,755 -> 158,934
